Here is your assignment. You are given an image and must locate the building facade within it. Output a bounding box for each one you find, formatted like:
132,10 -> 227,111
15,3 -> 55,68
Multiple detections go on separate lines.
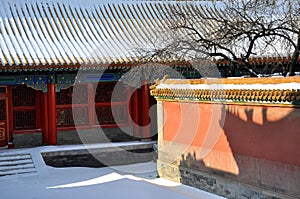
0,0 -> 191,148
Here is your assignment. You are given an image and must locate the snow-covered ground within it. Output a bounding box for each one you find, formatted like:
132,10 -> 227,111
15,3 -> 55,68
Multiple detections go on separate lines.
0,144 -> 224,199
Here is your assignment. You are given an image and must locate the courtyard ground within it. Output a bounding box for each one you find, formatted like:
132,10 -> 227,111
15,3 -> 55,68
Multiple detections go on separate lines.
0,143 -> 224,199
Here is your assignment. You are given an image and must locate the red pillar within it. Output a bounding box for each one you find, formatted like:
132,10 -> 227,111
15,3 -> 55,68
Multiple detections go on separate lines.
47,84 -> 57,145
131,88 -> 140,137
88,83 -> 95,126
7,86 -> 13,148
141,81 -> 150,139
42,92 -> 49,144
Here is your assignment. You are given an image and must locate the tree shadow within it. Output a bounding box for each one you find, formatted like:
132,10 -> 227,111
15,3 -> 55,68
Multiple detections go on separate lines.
177,104 -> 300,198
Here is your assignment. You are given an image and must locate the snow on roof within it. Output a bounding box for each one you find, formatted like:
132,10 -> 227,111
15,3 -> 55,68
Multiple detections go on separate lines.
0,0 -> 216,70
156,76 -> 300,90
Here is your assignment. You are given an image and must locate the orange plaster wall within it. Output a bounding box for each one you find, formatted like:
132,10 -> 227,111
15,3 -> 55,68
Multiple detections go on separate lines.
163,102 -> 211,146
163,101 -> 300,166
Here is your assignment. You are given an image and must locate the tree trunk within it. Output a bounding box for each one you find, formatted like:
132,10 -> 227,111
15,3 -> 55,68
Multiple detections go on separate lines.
243,63 -> 258,77
289,31 -> 300,76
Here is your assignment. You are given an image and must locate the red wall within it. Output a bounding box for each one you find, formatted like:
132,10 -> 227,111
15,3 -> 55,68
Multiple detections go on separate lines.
161,101 -> 300,196
163,101 -> 300,166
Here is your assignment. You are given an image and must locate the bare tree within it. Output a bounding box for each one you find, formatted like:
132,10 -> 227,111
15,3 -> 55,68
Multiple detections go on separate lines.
145,0 -> 300,77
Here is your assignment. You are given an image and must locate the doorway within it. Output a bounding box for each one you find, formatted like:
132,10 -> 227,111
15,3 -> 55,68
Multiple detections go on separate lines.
0,86 -> 9,148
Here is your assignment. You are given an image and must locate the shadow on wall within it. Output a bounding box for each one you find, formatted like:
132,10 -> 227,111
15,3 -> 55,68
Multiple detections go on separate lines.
222,105 -> 300,166
177,104 -> 300,198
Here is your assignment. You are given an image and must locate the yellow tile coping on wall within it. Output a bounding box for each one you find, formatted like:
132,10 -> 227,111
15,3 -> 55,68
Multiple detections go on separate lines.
150,77 -> 300,106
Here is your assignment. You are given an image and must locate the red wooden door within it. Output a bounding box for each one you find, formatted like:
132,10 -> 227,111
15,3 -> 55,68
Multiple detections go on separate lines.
0,87 -> 8,148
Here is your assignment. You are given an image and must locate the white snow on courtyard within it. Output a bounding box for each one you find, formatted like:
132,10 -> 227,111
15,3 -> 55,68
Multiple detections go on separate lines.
0,144 -> 224,199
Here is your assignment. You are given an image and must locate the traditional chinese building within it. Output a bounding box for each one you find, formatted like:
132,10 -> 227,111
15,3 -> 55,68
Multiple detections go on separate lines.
0,0 -> 203,148
0,0 -> 299,150
1,1 -> 300,198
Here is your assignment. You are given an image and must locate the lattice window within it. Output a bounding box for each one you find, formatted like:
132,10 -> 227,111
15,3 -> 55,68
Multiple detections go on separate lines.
14,110 -> 36,129
55,82 -> 129,128
12,85 -> 36,106
0,100 -> 5,120
57,107 -> 88,127
96,105 -> 127,124
56,87 -> 72,105
95,82 -> 127,102
0,87 -> 6,94
57,85 -> 88,105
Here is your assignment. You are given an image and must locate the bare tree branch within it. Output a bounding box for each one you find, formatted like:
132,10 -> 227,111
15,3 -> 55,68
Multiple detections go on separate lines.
138,0 -> 300,77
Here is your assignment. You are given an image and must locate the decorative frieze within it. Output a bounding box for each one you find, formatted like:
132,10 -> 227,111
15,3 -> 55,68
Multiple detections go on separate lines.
150,77 -> 300,105
151,88 -> 300,103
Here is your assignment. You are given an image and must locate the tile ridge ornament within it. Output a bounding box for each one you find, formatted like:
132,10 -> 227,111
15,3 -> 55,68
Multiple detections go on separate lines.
149,74 -> 169,90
